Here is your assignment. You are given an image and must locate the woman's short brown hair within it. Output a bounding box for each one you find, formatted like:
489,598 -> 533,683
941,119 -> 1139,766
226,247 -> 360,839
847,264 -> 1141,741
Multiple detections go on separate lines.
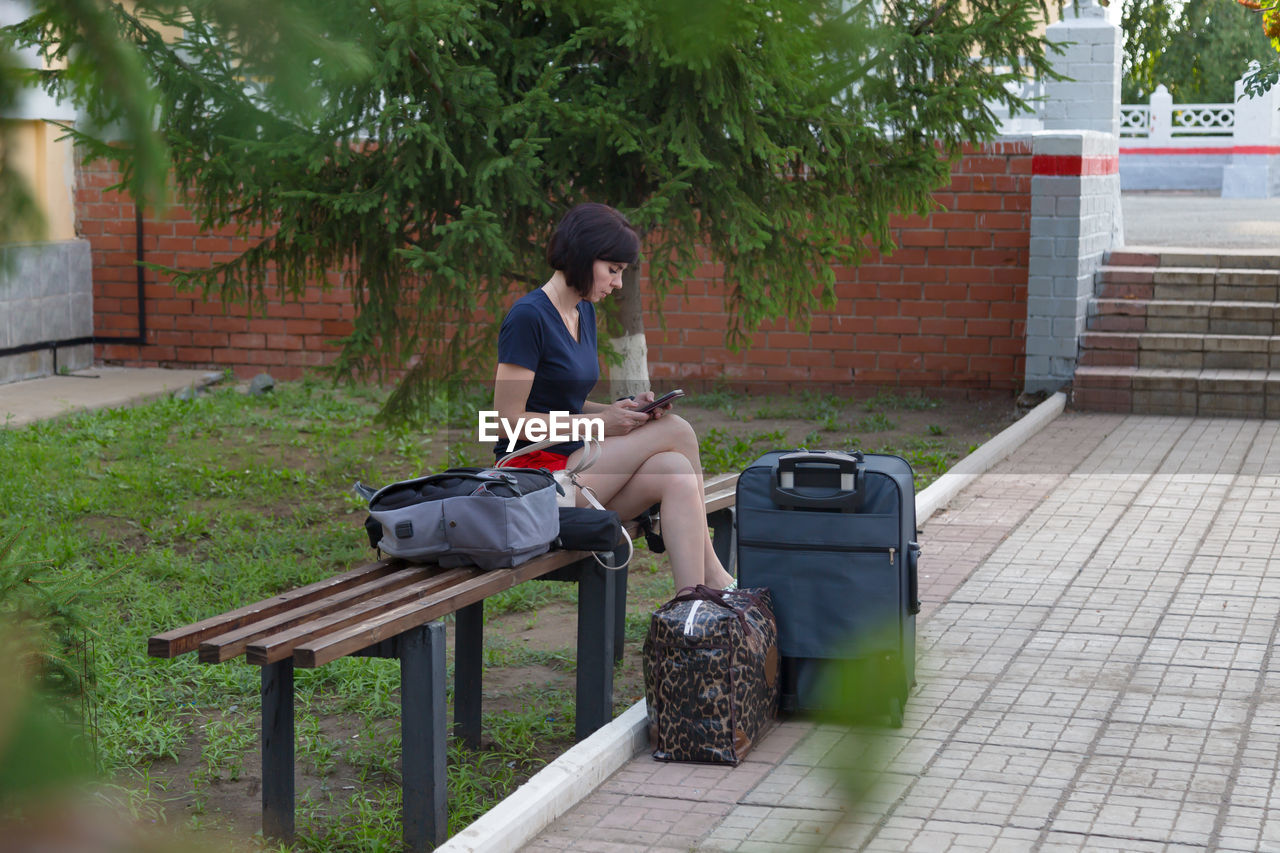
546,203 -> 640,297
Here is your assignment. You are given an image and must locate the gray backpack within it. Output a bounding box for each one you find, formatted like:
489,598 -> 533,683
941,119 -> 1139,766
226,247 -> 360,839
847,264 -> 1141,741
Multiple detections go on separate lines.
357,468 -> 560,569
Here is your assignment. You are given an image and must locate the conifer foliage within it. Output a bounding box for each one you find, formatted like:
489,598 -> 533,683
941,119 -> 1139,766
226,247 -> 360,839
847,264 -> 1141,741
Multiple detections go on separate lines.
11,0 -> 1060,416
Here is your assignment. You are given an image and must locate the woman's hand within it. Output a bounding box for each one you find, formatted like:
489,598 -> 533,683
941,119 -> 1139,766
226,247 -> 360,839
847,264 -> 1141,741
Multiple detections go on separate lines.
632,390 -> 673,420
598,399 -> 651,436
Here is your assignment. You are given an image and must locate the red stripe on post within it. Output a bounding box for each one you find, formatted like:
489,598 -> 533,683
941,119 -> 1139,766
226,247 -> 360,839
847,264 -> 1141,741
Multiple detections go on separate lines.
1031,154 -> 1120,176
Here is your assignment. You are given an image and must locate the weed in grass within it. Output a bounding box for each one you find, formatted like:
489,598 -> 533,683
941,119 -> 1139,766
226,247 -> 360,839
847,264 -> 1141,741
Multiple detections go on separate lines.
928,424 -> 946,436
298,713 -> 340,779
436,443 -> 482,471
93,774 -> 173,825
871,437 -> 961,489
482,635 -> 573,670
688,384 -> 750,420
624,611 -> 653,645
346,717 -> 400,784
296,787 -> 403,853
862,389 -> 941,412
317,658 -> 402,717
699,426 -> 789,469
752,390 -> 841,423
804,391 -> 844,421
198,714 -> 255,782
483,581 -> 574,617
838,436 -> 865,453
188,791 -> 208,819
752,400 -> 802,420
856,412 -> 896,433
484,691 -> 574,752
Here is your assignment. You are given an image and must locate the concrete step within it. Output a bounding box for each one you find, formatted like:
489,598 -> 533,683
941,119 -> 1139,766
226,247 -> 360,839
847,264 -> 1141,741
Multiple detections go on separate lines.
1072,366 -> 1280,417
1109,249 -> 1280,271
1097,266 -> 1280,302
1088,300 -> 1280,335
1079,332 -> 1279,370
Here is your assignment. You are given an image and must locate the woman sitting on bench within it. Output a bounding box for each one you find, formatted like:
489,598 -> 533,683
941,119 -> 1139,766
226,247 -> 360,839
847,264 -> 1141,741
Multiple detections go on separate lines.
491,202 -> 735,591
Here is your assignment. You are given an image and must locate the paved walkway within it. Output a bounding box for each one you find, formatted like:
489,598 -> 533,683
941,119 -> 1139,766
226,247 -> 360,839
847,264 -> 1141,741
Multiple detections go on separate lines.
528,411 -> 1280,851
0,366 -> 212,428
1121,193 -> 1280,250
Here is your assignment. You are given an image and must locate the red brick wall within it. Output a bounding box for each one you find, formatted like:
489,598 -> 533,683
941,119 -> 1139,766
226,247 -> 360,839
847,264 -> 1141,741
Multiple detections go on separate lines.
77,164 -> 357,379
79,140 -> 1032,390
645,141 -> 1033,390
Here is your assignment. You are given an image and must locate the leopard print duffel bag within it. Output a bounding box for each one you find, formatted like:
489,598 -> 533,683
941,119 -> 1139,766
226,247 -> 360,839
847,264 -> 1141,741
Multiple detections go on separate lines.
642,584 -> 780,765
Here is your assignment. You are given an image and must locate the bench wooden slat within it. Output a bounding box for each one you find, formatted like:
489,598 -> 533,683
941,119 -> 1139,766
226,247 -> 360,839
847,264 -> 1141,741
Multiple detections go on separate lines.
147,559 -> 401,658
704,472 -> 739,493
198,566 -> 442,664
244,566 -> 480,665
294,548 -> 591,668
704,488 -> 736,514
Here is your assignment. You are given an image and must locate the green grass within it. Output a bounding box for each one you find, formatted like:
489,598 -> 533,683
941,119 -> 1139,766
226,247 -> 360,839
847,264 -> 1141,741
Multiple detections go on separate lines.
698,427 -> 787,474
855,412 -> 897,433
850,436 -> 965,490
1,377 -> 991,849
862,389 -> 941,412
0,378 -> 575,850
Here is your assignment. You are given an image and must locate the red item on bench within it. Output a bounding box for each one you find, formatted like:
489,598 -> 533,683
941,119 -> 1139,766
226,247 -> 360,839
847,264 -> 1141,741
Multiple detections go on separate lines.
497,449 -> 570,471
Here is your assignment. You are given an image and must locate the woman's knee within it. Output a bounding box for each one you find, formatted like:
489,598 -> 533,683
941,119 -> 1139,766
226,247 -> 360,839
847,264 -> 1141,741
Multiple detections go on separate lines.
651,413 -> 699,453
638,451 -> 701,501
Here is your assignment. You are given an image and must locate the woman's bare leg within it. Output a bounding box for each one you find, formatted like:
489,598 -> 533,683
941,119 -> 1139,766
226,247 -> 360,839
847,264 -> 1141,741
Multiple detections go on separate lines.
572,422 -> 734,588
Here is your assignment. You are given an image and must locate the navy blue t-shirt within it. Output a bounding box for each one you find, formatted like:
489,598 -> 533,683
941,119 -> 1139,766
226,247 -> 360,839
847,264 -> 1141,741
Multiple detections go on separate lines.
494,289 -> 599,459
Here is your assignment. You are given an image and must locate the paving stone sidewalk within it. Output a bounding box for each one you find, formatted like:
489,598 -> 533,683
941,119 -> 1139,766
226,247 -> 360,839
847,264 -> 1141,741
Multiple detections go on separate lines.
527,412 -> 1280,852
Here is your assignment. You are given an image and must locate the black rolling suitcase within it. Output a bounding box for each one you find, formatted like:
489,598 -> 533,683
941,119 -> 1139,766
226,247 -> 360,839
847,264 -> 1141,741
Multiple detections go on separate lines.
735,450 -> 920,725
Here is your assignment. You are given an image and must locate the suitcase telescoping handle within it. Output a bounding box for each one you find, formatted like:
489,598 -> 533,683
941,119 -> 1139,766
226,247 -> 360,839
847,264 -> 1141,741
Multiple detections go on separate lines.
770,450 -> 865,512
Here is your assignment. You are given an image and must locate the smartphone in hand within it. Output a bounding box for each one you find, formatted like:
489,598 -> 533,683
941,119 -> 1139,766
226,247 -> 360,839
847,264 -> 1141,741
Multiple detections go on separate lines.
636,389 -> 685,414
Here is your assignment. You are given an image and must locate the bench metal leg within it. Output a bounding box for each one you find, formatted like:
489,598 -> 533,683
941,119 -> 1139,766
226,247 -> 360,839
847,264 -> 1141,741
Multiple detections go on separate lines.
261,658 -> 294,844
402,621 -> 448,851
709,506 -> 736,578
454,601 -> 484,750
575,559 -> 616,741
399,617 -> 450,850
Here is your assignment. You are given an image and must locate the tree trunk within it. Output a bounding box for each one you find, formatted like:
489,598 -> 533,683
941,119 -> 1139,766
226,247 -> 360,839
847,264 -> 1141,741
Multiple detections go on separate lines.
609,265 -> 651,399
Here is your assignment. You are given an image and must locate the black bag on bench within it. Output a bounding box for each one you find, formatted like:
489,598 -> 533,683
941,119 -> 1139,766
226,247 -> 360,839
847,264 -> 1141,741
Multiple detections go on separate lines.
356,467 -> 560,569
556,506 -> 625,553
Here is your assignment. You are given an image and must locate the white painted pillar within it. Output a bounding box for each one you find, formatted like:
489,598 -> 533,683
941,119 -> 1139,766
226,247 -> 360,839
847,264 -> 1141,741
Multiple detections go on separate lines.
1042,2 -> 1123,140
1222,64 -> 1280,198
1024,131 -> 1121,395
1149,86 -> 1174,145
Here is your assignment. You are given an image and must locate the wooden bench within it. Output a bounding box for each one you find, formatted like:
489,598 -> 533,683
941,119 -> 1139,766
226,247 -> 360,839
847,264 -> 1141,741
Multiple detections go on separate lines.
147,472 -> 739,852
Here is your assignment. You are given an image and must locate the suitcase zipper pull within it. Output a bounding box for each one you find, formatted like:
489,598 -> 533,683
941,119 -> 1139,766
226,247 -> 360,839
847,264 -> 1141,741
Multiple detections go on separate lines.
889,547 -> 896,565
683,600 -> 703,635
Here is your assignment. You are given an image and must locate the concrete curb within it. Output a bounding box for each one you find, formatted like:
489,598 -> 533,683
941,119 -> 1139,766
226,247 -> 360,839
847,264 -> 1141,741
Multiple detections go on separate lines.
915,390 -> 1067,524
437,390 -> 1069,853
435,701 -> 650,853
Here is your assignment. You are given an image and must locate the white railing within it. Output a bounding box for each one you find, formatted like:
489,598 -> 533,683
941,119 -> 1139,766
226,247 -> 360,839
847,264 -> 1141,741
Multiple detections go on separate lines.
1170,105 -> 1236,134
1121,87 -> 1236,139
1119,105 -> 1150,137
1120,75 -> 1280,197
